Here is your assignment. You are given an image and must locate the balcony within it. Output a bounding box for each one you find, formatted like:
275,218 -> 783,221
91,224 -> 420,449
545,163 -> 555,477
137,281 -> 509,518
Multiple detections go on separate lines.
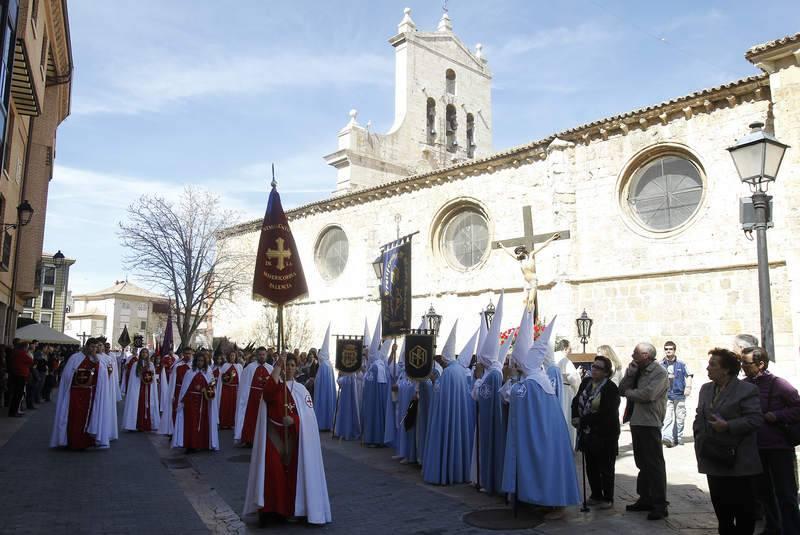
11,38 -> 40,116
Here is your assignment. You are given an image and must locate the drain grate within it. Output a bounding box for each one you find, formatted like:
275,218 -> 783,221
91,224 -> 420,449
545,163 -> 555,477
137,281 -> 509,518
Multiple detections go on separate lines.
227,454 -> 252,463
462,508 -> 543,531
162,457 -> 192,469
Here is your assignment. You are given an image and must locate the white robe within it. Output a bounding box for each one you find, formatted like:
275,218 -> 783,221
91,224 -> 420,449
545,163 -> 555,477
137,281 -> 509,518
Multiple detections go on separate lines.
50,352 -> 113,448
556,352 -> 581,449
171,368 -> 219,450
121,362 -> 160,431
243,379 -> 331,524
158,359 -> 191,435
234,361 -> 272,442
98,352 -> 121,441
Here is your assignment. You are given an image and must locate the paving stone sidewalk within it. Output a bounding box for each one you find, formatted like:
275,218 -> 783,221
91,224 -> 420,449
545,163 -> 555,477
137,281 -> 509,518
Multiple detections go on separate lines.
0,392 -> 784,534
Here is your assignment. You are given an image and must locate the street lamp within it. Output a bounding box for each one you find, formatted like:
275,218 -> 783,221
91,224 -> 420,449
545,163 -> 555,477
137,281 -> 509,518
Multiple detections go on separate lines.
727,121 -> 789,361
371,255 -> 383,280
2,200 -> 34,230
53,250 -> 65,268
483,298 -> 495,329
423,304 -> 442,337
576,310 -> 593,354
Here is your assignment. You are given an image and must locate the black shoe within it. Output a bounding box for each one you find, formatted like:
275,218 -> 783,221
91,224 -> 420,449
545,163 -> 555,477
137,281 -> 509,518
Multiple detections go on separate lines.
626,501 -> 653,512
647,509 -> 668,520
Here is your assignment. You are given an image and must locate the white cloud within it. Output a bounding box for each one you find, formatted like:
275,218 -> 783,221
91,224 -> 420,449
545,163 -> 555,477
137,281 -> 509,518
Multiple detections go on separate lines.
491,22 -> 617,60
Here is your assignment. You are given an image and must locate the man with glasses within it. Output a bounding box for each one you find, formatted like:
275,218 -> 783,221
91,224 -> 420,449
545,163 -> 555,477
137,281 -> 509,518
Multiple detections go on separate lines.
659,341 -> 692,448
619,343 -> 669,520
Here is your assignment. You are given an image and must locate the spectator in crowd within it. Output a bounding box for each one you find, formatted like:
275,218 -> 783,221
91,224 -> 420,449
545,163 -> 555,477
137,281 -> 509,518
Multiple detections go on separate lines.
660,341 -> 693,448
619,342 -> 669,520
732,334 -> 759,357
694,348 -> 763,535
8,341 -> 32,417
597,345 -> 624,385
25,341 -> 39,410
741,346 -> 800,535
572,354 -> 620,509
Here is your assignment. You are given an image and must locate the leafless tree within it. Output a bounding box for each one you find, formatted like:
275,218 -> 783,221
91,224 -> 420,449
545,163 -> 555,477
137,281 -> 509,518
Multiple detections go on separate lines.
119,186 -> 247,346
240,305 -> 312,351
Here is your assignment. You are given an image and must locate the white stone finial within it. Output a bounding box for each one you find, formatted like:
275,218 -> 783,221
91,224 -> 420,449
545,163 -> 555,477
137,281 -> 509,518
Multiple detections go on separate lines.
398,7 -> 416,33
437,11 -> 453,32
347,109 -> 359,127
475,43 -> 484,60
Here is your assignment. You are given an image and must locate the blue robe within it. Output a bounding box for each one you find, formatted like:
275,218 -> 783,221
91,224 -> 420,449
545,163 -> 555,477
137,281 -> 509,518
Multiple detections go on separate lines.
416,378 -> 433,464
361,361 -> 389,445
313,360 -> 336,430
334,374 -> 361,440
501,378 -> 580,506
422,362 -> 473,485
547,365 -> 563,400
394,374 -> 417,461
475,368 -> 506,494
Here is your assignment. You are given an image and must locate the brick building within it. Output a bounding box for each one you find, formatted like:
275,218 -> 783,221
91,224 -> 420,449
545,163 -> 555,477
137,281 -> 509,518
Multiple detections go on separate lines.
0,0 -> 72,343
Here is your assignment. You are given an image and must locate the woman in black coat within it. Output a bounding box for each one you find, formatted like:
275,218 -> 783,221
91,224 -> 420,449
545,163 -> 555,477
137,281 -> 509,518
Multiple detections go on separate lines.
571,355 -> 621,508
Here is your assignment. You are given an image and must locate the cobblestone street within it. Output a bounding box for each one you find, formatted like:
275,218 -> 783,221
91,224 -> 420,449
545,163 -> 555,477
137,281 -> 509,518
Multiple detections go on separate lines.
0,395 -> 773,534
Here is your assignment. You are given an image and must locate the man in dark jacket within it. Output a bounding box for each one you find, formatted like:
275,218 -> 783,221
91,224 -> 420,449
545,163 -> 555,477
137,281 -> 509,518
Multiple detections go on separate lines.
741,346 -> 800,535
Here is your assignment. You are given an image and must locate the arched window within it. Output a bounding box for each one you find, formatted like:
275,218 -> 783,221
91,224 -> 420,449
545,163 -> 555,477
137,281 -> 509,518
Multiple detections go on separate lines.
466,113 -> 475,158
314,226 -> 349,281
445,69 -> 456,95
440,208 -> 490,270
426,98 -> 436,144
626,154 -> 704,231
445,104 -> 457,153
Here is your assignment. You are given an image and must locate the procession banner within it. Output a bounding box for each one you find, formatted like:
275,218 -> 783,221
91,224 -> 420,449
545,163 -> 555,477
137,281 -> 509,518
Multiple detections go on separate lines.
252,182 -> 308,305
380,240 -> 411,336
335,336 -> 364,374
403,332 -> 434,380
117,325 -> 131,348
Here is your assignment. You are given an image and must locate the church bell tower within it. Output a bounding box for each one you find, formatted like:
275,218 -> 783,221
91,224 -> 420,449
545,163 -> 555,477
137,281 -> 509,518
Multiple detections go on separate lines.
324,8 -> 493,193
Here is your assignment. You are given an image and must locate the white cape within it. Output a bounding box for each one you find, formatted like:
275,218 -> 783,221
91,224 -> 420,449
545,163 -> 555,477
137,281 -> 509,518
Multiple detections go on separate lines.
50,352 -> 113,448
557,352 -> 581,449
98,353 -> 120,441
121,362 -> 160,431
158,359 -> 190,435
170,368 -> 219,450
243,379 -> 331,524
235,361 -> 272,441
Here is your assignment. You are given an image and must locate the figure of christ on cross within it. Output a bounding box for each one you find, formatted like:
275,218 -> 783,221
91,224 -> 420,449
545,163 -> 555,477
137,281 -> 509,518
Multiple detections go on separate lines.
493,205 -> 569,314
265,237 -> 292,271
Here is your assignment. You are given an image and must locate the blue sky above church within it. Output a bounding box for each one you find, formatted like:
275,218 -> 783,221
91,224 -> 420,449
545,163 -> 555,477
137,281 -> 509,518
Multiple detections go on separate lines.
44,0 -> 800,293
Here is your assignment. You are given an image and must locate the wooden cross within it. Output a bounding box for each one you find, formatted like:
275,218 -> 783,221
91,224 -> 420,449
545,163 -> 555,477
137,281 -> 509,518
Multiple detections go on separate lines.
492,205 -> 570,251
265,237 -> 292,271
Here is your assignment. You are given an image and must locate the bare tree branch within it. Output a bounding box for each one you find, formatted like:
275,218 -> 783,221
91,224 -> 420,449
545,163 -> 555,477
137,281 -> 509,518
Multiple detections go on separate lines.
118,186 -> 249,346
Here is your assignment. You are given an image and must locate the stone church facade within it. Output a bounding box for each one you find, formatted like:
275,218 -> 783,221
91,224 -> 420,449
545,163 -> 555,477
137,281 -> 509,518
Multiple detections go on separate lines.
217,11 -> 800,378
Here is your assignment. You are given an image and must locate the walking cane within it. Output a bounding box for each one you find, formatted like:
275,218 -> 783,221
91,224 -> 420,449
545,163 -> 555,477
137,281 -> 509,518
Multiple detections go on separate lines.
580,444 -> 590,512
331,386 -> 340,439
474,399 -> 481,491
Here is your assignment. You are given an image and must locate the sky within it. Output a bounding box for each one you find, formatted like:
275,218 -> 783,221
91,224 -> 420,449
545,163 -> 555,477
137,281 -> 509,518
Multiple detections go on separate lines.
43,0 -> 800,294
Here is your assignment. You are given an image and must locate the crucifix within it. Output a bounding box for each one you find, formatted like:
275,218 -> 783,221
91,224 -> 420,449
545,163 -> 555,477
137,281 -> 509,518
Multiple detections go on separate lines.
492,205 -> 570,315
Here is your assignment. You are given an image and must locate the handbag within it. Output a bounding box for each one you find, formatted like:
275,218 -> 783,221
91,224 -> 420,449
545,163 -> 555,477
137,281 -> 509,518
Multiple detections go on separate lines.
700,433 -> 738,467
767,376 -> 800,447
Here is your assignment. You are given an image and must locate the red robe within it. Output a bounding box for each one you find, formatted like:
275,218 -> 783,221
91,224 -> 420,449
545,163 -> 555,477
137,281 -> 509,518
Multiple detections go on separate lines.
182,372 -> 211,450
261,376 -> 299,518
241,365 -> 270,444
137,369 -> 156,431
67,356 -> 99,450
172,360 -> 191,425
219,365 -> 239,429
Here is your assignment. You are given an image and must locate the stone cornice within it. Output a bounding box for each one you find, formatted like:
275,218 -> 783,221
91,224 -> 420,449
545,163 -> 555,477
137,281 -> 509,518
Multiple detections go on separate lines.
745,32 -> 800,62
220,73 -> 770,239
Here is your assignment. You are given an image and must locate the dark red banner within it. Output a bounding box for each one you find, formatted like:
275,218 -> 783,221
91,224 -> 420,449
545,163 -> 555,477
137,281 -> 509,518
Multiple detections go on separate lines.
252,185 -> 308,305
